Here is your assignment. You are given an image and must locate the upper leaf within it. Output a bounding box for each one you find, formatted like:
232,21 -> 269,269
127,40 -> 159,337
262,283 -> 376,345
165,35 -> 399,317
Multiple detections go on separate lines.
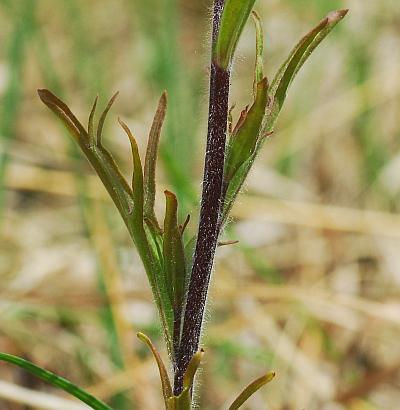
214,0 -> 256,70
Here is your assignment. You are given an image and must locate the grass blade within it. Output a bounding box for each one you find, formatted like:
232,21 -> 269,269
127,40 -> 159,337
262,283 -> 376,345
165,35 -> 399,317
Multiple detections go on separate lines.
0,353 -> 113,410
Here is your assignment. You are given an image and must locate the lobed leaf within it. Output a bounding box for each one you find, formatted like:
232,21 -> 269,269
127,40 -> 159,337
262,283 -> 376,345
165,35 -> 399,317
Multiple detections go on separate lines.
0,352 -> 112,410
221,10 -> 348,228
39,89 -> 174,355
214,0 -> 256,69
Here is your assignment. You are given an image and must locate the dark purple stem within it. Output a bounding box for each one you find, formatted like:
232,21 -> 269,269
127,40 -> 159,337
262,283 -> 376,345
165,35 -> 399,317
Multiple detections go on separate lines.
174,0 -> 230,394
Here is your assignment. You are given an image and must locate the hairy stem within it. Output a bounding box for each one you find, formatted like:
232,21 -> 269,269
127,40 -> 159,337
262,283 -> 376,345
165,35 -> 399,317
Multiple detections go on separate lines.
174,0 -> 230,394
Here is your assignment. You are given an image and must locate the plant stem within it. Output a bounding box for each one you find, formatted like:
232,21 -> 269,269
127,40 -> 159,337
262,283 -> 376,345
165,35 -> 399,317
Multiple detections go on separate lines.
174,0 -> 230,394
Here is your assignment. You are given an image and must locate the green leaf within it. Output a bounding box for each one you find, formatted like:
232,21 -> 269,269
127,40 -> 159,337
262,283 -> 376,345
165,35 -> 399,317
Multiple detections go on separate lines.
229,372 -> 275,410
0,352 -> 112,410
214,0 -> 256,69
137,333 -> 172,409
220,10 -> 348,228
144,92 -> 167,232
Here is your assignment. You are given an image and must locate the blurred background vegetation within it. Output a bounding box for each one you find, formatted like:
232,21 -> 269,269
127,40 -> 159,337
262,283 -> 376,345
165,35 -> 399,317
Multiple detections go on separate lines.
1,0 -> 400,409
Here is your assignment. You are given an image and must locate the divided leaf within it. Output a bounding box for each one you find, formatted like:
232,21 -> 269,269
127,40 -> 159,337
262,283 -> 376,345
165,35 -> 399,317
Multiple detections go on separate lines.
221,9 -> 348,228
39,89 -> 175,356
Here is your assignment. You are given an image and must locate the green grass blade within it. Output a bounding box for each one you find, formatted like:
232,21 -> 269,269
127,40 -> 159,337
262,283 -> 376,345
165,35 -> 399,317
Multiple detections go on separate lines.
0,353 -> 113,410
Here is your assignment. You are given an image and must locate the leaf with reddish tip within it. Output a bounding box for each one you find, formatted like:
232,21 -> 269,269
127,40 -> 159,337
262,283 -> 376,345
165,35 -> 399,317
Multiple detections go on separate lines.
97,91 -> 119,145
37,89 -> 87,142
137,333 -> 172,408
229,372 -> 275,410
144,92 -> 167,232
214,0 -> 256,69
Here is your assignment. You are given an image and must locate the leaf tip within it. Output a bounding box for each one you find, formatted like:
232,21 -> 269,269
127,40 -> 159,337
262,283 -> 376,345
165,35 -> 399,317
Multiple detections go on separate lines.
327,8 -> 349,23
37,89 -> 55,106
